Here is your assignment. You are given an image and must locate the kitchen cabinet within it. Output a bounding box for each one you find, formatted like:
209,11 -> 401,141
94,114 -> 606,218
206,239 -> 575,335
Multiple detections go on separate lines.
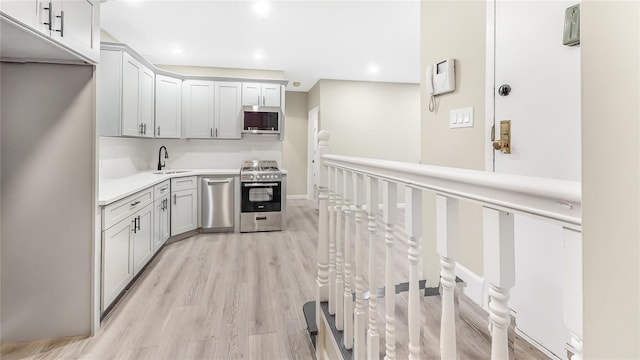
171,176 -> 198,236
183,79 -> 214,139
122,52 -> 154,137
242,82 -> 282,107
0,0 -> 100,64
132,203 -> 153,275
98,48 -> 155,137
101,188 -> 154,312
153,181 -> 171,252
214,81 -> 242,139
155,74 -> 182,138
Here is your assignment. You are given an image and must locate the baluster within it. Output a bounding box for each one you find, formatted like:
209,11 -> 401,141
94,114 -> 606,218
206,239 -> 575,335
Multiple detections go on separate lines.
353,173 -> 366,360
482,207 -> 515,360
406,186 -> 423,360
436,195 -> 458,359
383,181 -> 397,360
366,176 -> 380,360
335,168 -> 345,331
343,170 -> 354,349
316,131 -> 330,332
563,227 -> 583,360
328,166 -> 336,315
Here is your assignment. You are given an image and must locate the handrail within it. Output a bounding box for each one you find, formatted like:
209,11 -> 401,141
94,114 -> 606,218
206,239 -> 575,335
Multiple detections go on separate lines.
323,154 -> 582,229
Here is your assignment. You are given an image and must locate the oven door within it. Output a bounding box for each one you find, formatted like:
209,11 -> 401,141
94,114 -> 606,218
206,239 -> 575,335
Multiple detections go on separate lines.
241,182 -> 282,212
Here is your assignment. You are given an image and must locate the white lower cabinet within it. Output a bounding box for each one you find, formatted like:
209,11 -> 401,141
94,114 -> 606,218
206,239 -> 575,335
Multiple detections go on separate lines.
132,203 -> 153,275
101,188 -> 155,312
171,176 -> 198,236
153,194 -> 170,252
101,216 -> 134,311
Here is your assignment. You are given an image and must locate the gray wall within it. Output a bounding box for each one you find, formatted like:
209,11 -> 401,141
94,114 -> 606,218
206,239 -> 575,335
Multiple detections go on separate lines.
283,91 -> 309,196
1,63 -> 96,343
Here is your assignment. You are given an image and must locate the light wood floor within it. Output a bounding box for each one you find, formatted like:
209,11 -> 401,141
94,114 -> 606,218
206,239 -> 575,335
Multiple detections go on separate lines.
1,199 -> 550,360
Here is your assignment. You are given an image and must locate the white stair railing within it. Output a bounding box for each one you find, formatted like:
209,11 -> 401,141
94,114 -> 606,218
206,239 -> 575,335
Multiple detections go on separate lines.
314,130 -> 583,360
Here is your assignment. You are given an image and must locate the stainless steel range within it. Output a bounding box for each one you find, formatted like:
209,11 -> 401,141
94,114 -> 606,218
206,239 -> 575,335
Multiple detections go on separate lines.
240,160 -> 283,232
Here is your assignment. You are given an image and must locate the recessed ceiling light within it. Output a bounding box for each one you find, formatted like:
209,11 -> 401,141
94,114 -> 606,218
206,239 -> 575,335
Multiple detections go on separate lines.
254,1 -> 271,17
368,64 -> 380,74
172,48 -> 183,55
292,82 -> 301,87
253,50 -> 264,60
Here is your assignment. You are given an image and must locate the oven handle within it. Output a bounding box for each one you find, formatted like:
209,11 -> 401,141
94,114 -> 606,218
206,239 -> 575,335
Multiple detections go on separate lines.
242,182 -> 279,187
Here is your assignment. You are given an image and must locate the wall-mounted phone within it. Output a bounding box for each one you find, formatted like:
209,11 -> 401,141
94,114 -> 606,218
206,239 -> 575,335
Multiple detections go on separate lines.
426,58 -> 456,112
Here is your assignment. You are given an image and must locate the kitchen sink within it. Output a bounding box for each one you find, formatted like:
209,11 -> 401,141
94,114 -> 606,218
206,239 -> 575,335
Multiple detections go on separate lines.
152,170 -> 192,175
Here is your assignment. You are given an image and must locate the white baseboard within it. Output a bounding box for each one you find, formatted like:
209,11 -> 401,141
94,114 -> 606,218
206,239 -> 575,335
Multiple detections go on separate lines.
455,262 -> 487,310
287,195 -> 308,200
516,328 -> 563,360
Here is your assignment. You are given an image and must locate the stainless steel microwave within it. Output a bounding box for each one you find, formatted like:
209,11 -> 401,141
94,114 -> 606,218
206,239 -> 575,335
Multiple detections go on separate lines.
242,106 -> 281,134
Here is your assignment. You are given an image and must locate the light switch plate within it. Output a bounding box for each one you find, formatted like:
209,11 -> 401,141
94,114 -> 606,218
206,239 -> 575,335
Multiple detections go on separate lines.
449,107 -> 474,128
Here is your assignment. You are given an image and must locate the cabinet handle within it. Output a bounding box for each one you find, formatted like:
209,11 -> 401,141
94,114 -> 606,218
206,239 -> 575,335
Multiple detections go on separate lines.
137,215 -> 141,231
157,126 -> 160,136
130,200 -> 141,207
139,123 -> 143,134
143,123 -> 147,135
210,128 -> 213,137
216,128 -> 218,137
132,218 -> 137,234
262,95 -> 265,105
55,10 -> 64,37
43,2 -> 53,31
174,194 -> 177,204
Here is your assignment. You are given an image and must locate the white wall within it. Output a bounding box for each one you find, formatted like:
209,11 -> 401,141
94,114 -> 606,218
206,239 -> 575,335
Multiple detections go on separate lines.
99,136 -> 283,178
313,79 -> 420,163
581,1 -> 640,357
1,63 -> 95,343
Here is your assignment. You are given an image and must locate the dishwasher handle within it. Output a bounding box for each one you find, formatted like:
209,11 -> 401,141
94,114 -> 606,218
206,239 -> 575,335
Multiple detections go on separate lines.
206,179 -> 231,185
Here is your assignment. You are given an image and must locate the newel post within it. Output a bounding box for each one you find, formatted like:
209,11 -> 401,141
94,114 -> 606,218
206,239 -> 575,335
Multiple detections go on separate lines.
316,130 -> 331,334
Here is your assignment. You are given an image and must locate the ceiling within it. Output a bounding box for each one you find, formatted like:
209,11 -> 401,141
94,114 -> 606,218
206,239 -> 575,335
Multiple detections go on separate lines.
100,0 -> 420,92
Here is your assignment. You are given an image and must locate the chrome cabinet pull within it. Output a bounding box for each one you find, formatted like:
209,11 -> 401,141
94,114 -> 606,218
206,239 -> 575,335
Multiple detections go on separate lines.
210,128 -> 213,137
43,2 -> 53,30
157,126 -> 160,136
137,215 -> 141,231
55,10 -> 64,37
130,200 -> 141,207
174,194 -> 177,204
132,217 -> 137,234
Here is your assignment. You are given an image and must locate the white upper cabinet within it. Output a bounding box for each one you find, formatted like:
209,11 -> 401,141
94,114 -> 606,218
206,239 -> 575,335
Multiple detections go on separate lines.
214,81 -> 242,139
99,49 -> 155,137
155,74 -> 182,138
183,80 -> 214,139
242,82 -> 282,107
0,0 -> 99,64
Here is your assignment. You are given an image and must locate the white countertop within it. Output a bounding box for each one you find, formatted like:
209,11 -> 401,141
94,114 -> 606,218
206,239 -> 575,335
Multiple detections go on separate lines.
100,168 -> 292,206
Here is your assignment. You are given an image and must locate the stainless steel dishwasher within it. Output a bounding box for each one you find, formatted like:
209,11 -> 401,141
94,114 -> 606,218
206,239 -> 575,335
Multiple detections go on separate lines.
201,177 -> 235,232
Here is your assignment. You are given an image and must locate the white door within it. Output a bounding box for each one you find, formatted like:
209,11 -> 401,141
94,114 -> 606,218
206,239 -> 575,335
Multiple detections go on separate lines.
183,80 -> 214,138
214,81 -> 242,139
489,1 -> 580,358
307,107 -> 319,201
155,74 -> 182,138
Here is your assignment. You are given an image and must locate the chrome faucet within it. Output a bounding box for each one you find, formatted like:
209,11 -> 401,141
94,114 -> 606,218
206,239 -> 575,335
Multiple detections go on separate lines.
157,146 -> 169,171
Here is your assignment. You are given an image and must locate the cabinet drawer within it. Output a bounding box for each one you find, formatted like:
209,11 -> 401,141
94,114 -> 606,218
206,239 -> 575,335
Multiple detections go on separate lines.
171,176 -> 197,191
102,188 -> 153,230
154,180 -> 170,201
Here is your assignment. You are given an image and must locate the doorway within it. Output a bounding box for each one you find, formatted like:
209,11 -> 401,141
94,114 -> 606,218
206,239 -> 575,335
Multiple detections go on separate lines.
307,107 -> 319,201
486,1 -> 581,358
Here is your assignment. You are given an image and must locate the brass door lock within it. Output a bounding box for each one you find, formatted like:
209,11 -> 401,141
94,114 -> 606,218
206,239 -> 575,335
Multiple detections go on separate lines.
491,120 -> 511,154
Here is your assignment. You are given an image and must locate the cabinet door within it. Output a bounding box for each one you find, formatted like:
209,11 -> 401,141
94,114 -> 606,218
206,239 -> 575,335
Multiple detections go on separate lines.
262,84 -> 281,107
122,53 -> 142,137
171,188 -> 197,236
241,82 -> 261,106
139,66 -> 155,138
132,204 -> 153,275
0,0 -> 49,36
155,74 -> 182,138
102,218 -> 134,311
183,80 -> 214,138
153,196 -> 170,252
97,49 -> 123,136
214,81 -> 242,139
51,0 -> 98,62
